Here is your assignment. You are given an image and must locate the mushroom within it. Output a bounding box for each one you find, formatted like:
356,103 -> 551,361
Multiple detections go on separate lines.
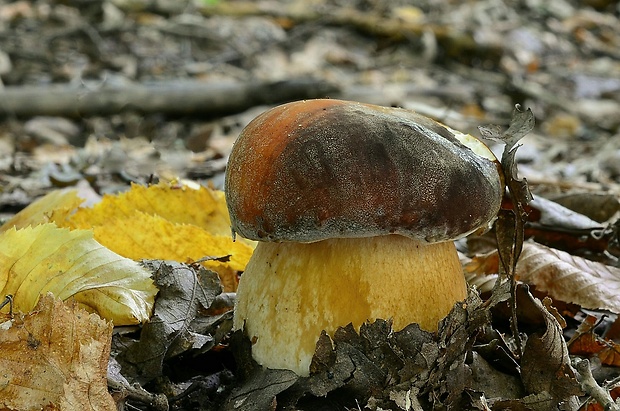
225,99 -> 503,376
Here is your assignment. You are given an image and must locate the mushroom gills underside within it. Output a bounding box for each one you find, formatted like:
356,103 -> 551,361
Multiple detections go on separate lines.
233,234 -> 467,376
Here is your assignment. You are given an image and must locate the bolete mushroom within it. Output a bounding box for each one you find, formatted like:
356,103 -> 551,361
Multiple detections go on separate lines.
225,99 -> 503,376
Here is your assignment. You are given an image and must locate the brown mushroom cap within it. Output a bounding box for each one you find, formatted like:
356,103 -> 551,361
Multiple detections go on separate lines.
225,99 -> 503,243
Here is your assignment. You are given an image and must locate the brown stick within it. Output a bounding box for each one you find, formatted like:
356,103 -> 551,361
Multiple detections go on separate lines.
0,78 -> 338,118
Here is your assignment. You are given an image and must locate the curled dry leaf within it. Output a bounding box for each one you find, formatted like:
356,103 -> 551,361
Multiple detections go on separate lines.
517,242 -> 620,313
478,104 -> 535,150
520,288 -> 580,400
0,223 -> 156,325
0,294 -> 114,411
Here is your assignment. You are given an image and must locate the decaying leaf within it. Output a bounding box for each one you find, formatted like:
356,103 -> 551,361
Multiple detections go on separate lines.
488,105 -> 535,264
225,367 -> 299,411
225,281 -> 584,410
428,289 -> 490,408
486,105 -> 535,361
520,287 -> 582,401
467,351 -> 524,401
517,242 -> 620,313
226,289 -> 489,410
61,182 -> 254,291
0,294 -> 114,411
116,260 -> 230,384
0,223 -> 156,325
568,316 -> 620,367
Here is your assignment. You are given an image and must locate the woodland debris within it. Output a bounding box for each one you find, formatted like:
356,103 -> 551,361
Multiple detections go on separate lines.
0,79 -> 338,118
573,358 -> 620,411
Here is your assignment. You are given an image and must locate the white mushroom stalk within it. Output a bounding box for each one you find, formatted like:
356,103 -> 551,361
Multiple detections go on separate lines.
225,99 -> 503,376
235,236 -> 464,375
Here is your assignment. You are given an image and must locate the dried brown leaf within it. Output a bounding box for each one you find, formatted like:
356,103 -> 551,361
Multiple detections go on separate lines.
519,287 -> 581,400
0,294 -> 114,410
478,104 -> 535,150
517,242 -> 620,313
116,260 -> 226,384
569,316 -> 620,367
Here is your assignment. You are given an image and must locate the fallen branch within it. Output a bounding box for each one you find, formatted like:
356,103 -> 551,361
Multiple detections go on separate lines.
573,357 -> 620,411
0,78 -> 338,118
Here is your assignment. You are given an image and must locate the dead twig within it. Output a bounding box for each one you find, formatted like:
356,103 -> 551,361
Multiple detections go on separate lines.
0,295 -> 13,317
0,79 -> 338,118
108,373 -> 169,411
573,357 -> 620,411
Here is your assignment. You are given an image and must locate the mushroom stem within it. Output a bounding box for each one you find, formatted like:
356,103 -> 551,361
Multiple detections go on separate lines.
233,234 -> 467,376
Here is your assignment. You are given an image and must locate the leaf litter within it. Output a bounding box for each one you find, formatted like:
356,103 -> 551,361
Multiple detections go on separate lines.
1,0 -> 620,408
114,260 -> 227,386
6,104 -> 618,410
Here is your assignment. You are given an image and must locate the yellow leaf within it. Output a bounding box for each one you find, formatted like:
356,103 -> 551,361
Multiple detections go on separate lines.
0,224 -> 156,325
0,189 -> 84,233
89,212 -> 251,292
68,181 -> 232,235
62,182 -> 253,291
0,294 -> 115,411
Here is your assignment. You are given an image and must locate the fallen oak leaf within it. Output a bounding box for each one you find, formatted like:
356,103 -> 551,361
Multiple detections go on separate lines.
517,242 -> 620,314
0,294 -> 114,411
0,223 -> 156,325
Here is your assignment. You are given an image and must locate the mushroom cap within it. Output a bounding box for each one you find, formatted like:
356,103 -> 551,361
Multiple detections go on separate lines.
225,99 -> 503,243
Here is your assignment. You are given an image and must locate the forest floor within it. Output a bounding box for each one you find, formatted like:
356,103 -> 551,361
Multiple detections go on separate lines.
1,0 -> 620,410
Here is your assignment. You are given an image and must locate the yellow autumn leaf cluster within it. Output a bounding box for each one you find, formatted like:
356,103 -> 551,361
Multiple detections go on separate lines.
0,181 -> 252,325
58,182 -> 253,292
